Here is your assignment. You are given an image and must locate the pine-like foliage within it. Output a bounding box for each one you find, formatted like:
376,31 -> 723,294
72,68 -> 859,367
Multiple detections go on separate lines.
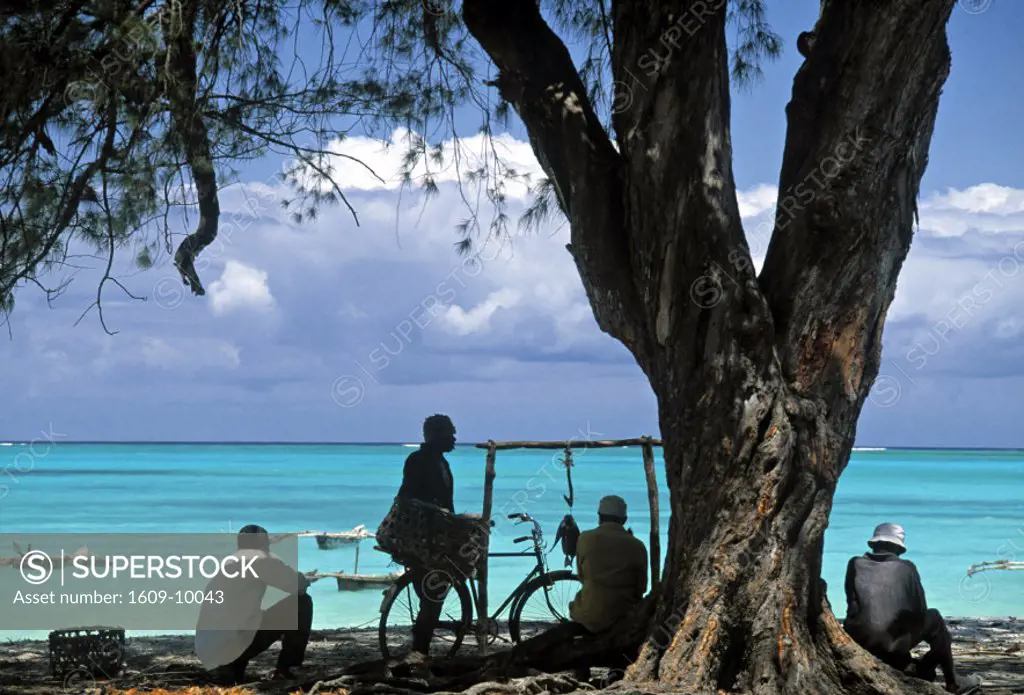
0,0 -> 779,328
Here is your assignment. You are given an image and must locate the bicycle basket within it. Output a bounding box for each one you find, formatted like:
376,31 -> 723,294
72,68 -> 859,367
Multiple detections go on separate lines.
376,497 -> 489,577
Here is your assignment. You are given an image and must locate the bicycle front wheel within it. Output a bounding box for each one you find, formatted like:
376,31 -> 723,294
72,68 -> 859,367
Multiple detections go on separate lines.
379,569 -> 472,660
508,570 -> 581,643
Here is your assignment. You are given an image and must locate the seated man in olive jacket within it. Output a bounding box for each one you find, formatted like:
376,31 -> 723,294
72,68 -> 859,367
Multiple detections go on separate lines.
512,495 -> 647,673
396,413 -> 457,655
569,495 -> 648,634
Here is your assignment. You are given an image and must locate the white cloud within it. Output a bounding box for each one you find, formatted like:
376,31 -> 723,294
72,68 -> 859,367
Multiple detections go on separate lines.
925,183 -> 1024,216
912,184 -> 1024,237
994,316 -> 1024,339
737,183 -> 779,218
87,336 -> 242,374
735,181 -> 1024,241
138,337 -> 242,370
338,302 -> 367,319
9,129 -> 1024,400
299,130 -> 1024,351
15,128 -> 1024,364
223,131 -> 1020,335
321,128 -> 544,199
208,260 -> 276,315
439,288 -> 522,335
316,130 -> 1024,243
4,124 -> 1024,444
547,301 -> 599,353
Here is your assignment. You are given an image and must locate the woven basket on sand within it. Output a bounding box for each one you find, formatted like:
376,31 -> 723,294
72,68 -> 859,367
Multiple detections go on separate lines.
48,627 -> 124,679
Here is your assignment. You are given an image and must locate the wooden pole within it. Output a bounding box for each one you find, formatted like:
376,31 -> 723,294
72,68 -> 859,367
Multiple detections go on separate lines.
477,440 -> 497,655
354,542 -> 360,574
641,436 -> 660,593
474,438 -> 661,450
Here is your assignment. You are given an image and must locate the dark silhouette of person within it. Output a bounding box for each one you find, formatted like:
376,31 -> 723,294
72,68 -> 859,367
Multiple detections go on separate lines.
195,525 -> 314,683
569,495 -> 648,633
396,414 -> 457,655
511,495 -> 646,681
843,523 -> 980,694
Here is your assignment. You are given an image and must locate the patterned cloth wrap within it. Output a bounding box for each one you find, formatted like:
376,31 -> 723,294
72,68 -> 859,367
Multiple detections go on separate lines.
376,497 -> 490,577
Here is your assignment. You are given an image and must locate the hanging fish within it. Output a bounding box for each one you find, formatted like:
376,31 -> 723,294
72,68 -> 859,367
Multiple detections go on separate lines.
560,447 -> 574,508
549,514 -> 580,567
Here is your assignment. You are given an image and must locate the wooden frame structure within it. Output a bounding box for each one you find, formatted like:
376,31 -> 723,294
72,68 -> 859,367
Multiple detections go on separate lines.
472,436 -> 663,654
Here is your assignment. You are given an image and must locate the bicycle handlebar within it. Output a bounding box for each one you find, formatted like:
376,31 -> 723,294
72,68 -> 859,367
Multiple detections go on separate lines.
506,511 -> 543,544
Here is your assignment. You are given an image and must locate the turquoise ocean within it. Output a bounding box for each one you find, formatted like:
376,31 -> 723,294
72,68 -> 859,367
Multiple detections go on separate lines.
0,443 -> 1021,641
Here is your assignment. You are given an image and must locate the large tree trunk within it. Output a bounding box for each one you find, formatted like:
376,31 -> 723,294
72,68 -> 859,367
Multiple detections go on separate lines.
463,0 -> 955,693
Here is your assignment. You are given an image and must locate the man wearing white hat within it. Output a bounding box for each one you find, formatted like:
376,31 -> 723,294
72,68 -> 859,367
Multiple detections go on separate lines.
568,495 -> 648,634
843,523 -> 981,694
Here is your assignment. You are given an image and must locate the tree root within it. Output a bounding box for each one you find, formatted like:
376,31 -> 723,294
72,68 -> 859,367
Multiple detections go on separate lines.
295,622 -> 646,695
432,673 -> 586,695
315,673 -> 592,695
297,597 -> 955,695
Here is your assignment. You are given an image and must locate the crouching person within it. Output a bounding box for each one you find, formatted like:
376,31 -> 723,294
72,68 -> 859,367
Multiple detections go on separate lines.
843,523 -> 981,694
195,525 -> 314,684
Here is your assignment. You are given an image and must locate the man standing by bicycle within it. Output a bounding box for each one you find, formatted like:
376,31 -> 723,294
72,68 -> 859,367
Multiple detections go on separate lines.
396,414 -> 457,655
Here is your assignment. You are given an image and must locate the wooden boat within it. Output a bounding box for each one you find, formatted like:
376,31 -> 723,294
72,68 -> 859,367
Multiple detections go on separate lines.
967,560 -> 1024,575
0,543 -> 93,567
306,565 -> 404,591
284,525 -> 374,550
314,525 -> 374,550
335,570 -> 402,591
300,527 -> 402,591
315,533 -> 361,550
313,569 -> 404,591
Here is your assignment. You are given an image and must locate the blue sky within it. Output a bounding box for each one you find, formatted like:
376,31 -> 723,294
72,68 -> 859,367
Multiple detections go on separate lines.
2,1 -> 1023,446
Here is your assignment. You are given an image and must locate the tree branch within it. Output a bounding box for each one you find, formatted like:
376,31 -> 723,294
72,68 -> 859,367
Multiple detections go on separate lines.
0,115 -> 116,301
462,0 -> 646,355
608,0 -> 763,378
759,0 -> 955,431
163,0 -> 220,297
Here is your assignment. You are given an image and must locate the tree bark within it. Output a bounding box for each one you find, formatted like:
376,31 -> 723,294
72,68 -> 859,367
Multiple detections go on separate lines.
463,0 -> 955,693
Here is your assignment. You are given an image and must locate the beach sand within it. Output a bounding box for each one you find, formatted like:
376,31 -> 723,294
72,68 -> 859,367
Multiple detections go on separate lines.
1,618 -> 1022,694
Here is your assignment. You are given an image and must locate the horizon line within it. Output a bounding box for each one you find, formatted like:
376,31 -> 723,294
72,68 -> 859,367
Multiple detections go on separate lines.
2,440 -> 1024,452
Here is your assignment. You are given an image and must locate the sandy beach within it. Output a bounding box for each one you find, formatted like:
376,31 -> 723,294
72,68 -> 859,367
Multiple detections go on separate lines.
1,617 -> 1022,694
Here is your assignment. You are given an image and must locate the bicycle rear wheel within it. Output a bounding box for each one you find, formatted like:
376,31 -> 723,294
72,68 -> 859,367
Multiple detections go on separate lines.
508,570 -> 581,643
378,569 -> 472,660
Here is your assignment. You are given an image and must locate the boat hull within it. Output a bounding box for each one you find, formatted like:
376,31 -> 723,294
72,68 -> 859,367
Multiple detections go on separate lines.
316,536 -> 353,550
334,573 -> 401,591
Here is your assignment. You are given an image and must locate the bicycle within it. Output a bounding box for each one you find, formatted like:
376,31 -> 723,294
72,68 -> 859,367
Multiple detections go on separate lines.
378,511 -> 581,659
